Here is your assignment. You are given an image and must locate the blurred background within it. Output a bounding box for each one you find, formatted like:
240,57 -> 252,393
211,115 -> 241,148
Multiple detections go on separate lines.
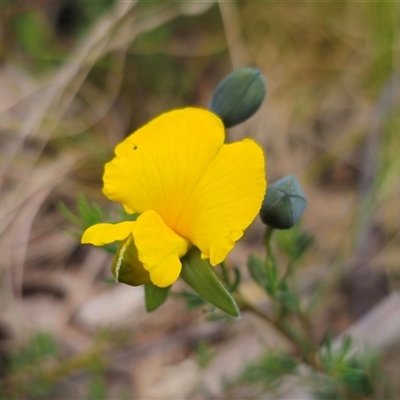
0,1 -> 399,398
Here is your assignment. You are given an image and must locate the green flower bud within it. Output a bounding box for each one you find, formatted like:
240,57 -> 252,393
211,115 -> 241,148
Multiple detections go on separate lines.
209,67 -> 266,128
260,175 -> 307,229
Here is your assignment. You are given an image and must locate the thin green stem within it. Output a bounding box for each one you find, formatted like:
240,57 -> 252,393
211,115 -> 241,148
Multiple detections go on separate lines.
281,260 -> 294,283
219,261 -> 230,286
263,226 -> 274,254
238,295 -> 322,372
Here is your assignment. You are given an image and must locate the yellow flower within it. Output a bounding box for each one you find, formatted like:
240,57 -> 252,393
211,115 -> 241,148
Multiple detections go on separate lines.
82,108 -> 266,288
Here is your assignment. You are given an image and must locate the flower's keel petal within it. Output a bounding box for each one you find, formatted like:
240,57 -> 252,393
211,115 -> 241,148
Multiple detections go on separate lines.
133,210 -> 190,288
111,235 -> 151,286
180,248 -> 240,317
82,221 -> 137,245
177,139 -> 266,266
103,108 -> 225,229
144,282 -> 171,312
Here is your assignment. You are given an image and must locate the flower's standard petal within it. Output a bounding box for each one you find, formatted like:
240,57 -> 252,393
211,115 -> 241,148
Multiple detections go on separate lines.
103,108 -> 225,230
81,221 -> 136,245
176,138 -> 266,266
132,210 -> 190,288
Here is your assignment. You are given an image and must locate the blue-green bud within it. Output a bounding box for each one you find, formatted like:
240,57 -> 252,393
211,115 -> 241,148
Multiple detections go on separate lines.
260,175 -> 307,229
209,67 -> 266,128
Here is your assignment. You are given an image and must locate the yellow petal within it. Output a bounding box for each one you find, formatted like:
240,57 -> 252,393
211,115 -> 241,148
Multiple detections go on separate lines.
81,221 -> 136,245
132,210 -> 190,288
102,108 -> 224,230
176,138 -> 266,265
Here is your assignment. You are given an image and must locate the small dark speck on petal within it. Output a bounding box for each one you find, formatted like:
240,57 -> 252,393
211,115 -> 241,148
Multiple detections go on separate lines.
133,146 -> 138,150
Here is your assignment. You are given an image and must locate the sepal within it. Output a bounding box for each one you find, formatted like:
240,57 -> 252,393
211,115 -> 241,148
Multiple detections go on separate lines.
144,282 -> 171,312
111,234 -> 151,286
180,248 -> 240,317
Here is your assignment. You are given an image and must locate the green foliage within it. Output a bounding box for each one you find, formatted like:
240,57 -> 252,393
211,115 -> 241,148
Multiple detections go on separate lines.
241,353 -> 298,390
14,11 -> 58,71
276,282 -> 300,314
195,341 -> 214,369
313,336 -> 383,399
241,214 -> 389,399
172,289 -> 232,322
86,355 -> 108,400
59,195 -> 108,234
80,0 -> 115,23
21,2 -> 395,397
180,248 -> 240,317
237,336 -> 385,399
219,262 -> 241,293
87,374 -> 107,400
1,332 -> 59,398
247,254 -> 269,290
59,195 -> 138,254
173,290 -> 208,309
144,282 -> 171,312
275,223 -> 314,264
0,330 -> 126,400
11,1 -> 115,72
10,331 -> 58,373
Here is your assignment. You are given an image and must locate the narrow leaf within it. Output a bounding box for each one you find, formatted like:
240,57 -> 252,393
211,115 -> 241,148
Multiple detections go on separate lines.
247,254 -> 267,288
180,248 -> 240,317
144,282 -> 171,312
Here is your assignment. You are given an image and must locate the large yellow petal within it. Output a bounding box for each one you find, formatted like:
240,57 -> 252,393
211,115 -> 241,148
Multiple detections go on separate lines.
82,221 -> 136,245
176,138 -> 266,265
132,210 -> 190,287
102,108 -> 225,230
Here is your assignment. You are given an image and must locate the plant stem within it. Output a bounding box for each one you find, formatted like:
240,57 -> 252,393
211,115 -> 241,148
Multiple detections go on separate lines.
238,295 -> 322,372
263,226 -> 274,254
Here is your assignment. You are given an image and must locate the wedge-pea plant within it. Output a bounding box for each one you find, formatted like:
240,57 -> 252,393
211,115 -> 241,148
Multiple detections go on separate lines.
73,68 -> 387,398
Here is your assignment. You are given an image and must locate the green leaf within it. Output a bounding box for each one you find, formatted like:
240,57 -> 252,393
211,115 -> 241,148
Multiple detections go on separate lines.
247,254 -> 267,289
229,268 -> 241,293
180,248 -> 240,317
279,283 -> 300,313
241,353 -> 298,389
144,282 -> 171,312
276,223 -> 314,262
266,255 -> 279,296
173,290 -> 207,309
